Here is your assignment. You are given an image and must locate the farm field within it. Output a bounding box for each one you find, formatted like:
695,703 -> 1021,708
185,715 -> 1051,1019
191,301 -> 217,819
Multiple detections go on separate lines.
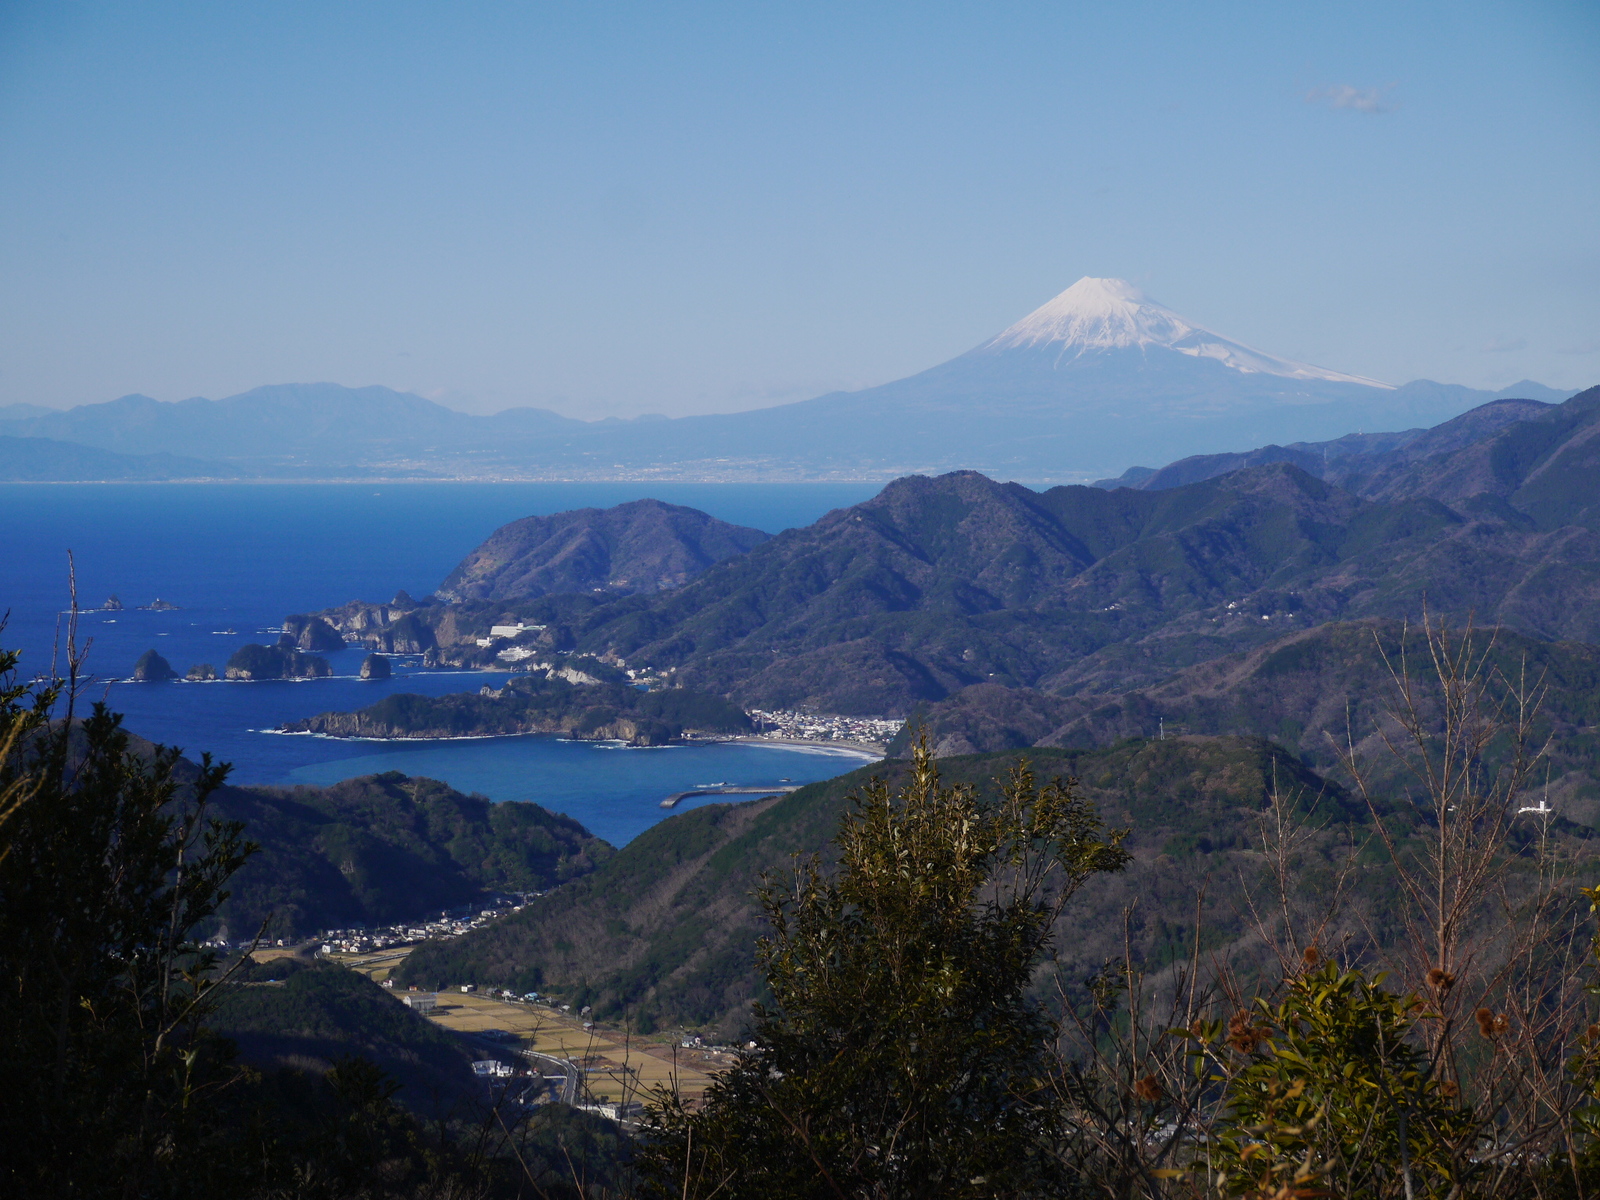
333,949 -> 728,1104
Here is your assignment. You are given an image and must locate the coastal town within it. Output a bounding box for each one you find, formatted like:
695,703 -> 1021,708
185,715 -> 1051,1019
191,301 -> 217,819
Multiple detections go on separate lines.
744,708 -> 903,750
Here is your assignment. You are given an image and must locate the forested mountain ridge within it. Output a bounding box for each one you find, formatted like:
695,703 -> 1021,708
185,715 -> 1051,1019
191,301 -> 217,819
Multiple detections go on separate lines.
544,445 -> 1600,711
1100,385 -> 1600,533
1101,396 -> 1552,493
895,619 -> 1600,824
209,959 -> 479,1112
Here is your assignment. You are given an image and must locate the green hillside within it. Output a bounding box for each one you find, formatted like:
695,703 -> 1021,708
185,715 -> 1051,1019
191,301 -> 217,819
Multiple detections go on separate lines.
210,771 -> 613,939
394,737 -> 1392,1039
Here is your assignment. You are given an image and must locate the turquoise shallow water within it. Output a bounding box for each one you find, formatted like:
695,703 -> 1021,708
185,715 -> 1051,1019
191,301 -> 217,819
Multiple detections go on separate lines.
0,481 -> 883,843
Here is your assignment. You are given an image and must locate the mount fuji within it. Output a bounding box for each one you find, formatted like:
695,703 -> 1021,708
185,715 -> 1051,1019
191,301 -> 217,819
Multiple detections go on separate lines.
577,277 -> 1569,481
973,276 -> 1388,386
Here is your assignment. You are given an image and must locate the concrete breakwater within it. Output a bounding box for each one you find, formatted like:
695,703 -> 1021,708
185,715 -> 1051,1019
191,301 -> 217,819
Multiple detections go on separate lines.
660,784 -> 800,810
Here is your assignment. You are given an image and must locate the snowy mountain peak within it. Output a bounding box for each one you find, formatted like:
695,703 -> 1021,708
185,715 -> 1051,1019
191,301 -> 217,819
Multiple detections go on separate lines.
978,276 -> 1393,388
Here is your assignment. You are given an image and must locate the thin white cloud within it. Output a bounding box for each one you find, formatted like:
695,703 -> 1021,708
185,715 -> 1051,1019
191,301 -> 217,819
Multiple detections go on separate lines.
1306,83 -> 1396,115
1482,335 -> 1526,353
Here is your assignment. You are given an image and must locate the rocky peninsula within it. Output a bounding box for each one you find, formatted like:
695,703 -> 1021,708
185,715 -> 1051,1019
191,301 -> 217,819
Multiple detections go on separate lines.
280,499 -> 770,670
278,671 -> 751,746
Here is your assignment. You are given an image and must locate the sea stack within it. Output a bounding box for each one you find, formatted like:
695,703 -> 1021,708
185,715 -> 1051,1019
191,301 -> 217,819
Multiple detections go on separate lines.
360,653 -> 391,680
225,644 -> 333,680
186,663 -> 218,681
282,614 -> 346,652
131,649 -> 178,681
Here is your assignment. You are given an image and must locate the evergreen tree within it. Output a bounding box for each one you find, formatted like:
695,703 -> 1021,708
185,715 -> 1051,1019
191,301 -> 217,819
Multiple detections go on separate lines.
641,740 -> 1129,1199
0,645 -> 255,1197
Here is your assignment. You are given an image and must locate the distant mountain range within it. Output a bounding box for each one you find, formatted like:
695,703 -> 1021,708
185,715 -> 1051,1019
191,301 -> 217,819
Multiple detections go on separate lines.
1,278 -> 1582,481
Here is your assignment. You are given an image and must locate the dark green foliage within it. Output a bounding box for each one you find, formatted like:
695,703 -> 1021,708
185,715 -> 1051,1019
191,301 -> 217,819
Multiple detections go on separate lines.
209,958 -> 477,1111
0,650 -> 255,1197
393,793 -> 784,1019
212,962 -> 636,1197
282,671 -> 751,743
1196,963 -> 1471,1197
0,644 -> 630,1197
211,770 -> 613,937
638,743 -> 1128,1199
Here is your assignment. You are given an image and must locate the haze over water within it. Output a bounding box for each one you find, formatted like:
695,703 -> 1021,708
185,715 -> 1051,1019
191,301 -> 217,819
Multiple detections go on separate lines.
0,481 -> 882,845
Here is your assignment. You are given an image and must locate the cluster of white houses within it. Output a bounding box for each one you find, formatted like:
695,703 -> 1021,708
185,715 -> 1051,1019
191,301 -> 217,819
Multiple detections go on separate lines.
308,895 -> 534,956
746,708 -> 903,748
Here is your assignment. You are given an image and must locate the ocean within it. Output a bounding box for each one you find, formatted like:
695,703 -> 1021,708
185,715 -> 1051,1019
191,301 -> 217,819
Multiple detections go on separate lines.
0,481 -> 882,846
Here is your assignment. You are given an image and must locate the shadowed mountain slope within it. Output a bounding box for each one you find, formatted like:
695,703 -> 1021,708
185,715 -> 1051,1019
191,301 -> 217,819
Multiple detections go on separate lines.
1097,385 -> 1600,535
897,619 -> 1600,825
276,386 -> 1600,722
209,959 -> 478,1115
1354,385 -> 1600,528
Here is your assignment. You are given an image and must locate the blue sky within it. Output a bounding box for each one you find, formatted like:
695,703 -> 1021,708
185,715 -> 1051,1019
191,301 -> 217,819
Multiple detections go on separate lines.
0,0 -> 1595,417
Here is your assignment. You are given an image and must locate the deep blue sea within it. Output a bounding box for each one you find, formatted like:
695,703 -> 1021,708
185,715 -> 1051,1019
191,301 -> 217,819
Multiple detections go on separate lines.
0,482 -> 881,846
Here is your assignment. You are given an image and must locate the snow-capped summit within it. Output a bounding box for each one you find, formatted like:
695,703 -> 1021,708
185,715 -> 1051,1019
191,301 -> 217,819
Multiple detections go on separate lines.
978,276 -> 1393,389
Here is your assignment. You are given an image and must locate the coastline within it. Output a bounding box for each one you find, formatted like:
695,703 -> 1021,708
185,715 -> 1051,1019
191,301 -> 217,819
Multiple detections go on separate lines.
262,727 -> 888,757
727,735 -> 887,758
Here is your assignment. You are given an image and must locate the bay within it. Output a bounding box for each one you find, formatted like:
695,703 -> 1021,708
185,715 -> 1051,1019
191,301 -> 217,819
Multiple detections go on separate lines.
0,481 -> 883,844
